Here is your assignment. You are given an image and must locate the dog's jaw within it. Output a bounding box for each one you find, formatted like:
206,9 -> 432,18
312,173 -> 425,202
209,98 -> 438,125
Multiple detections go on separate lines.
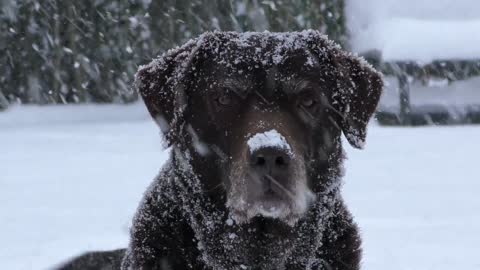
224,127 -> 317,226
226,163 -> 316,226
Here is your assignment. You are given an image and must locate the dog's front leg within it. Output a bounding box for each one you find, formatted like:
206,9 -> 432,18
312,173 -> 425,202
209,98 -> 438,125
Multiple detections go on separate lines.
316,201 -> 362,270
121,180 -> 201,269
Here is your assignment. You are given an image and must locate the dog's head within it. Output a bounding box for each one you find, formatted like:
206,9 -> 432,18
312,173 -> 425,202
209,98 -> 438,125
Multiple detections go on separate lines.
137,31 -> 382,226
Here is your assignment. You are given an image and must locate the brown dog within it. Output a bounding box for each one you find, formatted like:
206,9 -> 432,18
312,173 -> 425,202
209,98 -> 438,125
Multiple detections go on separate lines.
58,31 -> 382,270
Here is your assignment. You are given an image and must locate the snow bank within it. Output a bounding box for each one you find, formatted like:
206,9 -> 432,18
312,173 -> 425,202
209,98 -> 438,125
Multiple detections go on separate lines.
375,19 -> 480,61
0,103 -> 149,128
0,104 -> 167,270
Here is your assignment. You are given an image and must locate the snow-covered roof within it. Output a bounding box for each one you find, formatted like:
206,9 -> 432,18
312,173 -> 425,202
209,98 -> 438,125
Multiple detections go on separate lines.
367,19 -> 480,62
347,0 -> 480,62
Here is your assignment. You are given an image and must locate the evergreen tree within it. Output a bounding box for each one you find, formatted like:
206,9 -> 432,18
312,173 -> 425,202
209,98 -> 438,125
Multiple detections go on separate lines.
0,0 -> 152,106
0,0 -> 347,108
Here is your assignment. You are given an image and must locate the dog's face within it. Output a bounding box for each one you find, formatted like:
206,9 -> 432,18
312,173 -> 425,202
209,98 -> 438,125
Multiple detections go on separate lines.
137,32 -> 382,226
187,50 -> 345,225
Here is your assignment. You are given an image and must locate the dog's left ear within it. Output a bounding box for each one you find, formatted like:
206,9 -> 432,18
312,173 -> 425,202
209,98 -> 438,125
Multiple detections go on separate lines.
135,41 -> 200,147
304,31 -> 383,149
330,50 -> 383,149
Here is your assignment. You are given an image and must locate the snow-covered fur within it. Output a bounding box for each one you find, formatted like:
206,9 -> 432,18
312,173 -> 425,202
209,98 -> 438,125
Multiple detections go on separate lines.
122,150 -> 362,270
122,31 -> 383,270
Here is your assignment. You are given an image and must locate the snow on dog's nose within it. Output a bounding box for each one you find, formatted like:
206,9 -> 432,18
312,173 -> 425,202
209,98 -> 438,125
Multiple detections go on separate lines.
247,129 -> 294,157
248,130 -> 293,199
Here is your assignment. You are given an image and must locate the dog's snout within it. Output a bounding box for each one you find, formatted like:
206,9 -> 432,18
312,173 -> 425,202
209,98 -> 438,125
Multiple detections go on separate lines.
249,147 -> 292,196
250,147 -> 290,171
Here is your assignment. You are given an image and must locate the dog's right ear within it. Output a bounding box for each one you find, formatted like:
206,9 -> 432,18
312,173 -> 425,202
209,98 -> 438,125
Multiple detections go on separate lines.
135,42 -> 200,147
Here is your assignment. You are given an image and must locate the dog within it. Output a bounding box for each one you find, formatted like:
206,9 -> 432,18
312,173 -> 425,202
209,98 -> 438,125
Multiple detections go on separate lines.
57,30 -> 382,270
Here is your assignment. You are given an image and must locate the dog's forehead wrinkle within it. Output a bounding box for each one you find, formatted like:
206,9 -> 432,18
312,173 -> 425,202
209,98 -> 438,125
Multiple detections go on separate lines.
265,67 -> 278,92
253,90 -> 272,106
297,104 -> 318,128
206,73 -> 253,98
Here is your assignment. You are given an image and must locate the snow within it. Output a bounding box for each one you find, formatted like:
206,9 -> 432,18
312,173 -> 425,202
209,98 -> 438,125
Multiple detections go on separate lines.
344,125 -> 480,270
187,124 -> 210,156
0,104 -> 167,270
362,19 -> 480,61
347,0 -> 480,61
1,104 -> 480,270
246,129 -> 293,156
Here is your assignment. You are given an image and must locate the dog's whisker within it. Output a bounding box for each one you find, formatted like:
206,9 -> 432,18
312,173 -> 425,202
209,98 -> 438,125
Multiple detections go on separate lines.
210,144 -> 229,162
300,104 -> 316,122
265,174 -> 296,201
293,78 -> 309,93
246,170 -> 297,202
206,182 -> 224,193
254,90 -> 271,105
327,115 -> 342,131
246,171 -> 263,185
321,96 -> 346,121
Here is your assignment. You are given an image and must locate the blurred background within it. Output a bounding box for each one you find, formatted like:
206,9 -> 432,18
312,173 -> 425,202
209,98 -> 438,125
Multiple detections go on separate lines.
1,0 -> 480,125
0,0 -> 347,106
1,1 -> 479,270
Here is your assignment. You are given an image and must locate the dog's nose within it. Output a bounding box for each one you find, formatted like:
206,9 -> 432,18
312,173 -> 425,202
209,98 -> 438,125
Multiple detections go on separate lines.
250,147 -> 291,193
250,147 -> 290,172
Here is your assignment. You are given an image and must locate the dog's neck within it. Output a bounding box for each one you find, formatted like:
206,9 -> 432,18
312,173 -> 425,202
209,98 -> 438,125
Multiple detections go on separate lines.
170,148 -> 344,269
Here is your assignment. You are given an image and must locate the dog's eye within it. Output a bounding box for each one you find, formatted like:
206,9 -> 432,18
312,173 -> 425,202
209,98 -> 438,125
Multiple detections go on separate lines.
299,95 -> 316,109
216,89 -> 233,106
218,94 -> 231,105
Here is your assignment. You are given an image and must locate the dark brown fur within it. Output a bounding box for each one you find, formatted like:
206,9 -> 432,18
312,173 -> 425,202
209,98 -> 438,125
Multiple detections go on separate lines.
56,249 -> 125,270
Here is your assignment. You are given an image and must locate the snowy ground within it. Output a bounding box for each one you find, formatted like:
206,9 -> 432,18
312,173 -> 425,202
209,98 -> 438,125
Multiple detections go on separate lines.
1,104 -> 479,270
